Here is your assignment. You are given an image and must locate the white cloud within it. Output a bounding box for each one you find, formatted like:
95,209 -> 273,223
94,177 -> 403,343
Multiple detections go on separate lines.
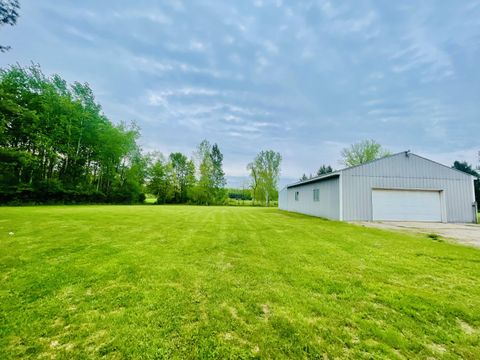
388,7 -> 457,83
255,55 -> 269,71
324,10 -> 378,36
147,87 -> 219,106
189,40 -> 206,52
165,0 -> 185,12
127,55 -> 231,79
263,40 -> 279,55
316,1 -> 350,20
14,0 -> 478,181
112,9 -> 171,24
419,147 -> 480,168
65,26 -> 96,42
224,35 -> 235,45
391,40 -> 454,82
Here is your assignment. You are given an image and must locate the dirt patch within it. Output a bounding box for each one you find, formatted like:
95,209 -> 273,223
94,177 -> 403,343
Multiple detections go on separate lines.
354,221 -> 480,248
457,319 -> 476,335
260,304 -> 270,319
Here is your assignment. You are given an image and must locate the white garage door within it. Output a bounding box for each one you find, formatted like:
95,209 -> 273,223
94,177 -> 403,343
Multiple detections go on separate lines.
372,189 -> 442,222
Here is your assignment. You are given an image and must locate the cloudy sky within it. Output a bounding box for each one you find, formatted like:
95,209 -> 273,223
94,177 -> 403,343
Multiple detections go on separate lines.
1,0 -> 479,185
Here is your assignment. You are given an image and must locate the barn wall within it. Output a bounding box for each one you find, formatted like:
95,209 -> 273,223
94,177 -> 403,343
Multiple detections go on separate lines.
278,188 -> 288,210
341,153 -> 475,222
284,176 -> 340,219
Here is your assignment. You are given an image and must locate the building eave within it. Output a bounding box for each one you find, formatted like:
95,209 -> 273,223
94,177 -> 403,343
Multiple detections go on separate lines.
287,172 -> 341,188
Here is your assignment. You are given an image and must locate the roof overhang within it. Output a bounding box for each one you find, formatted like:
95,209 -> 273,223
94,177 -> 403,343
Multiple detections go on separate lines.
287,172 -> 340,189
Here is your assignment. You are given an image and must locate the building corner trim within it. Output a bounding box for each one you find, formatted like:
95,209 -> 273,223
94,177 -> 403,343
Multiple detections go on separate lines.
339,173 -> 343,221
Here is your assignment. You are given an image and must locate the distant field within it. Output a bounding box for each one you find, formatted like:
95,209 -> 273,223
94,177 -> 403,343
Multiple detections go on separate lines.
1,206 -> 480,359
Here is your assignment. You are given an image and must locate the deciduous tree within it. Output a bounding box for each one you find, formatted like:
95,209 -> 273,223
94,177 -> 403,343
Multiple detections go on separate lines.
169,152 -> 195,203
248,150 -> 281,206
341,140 -> 390,167
0,0 -> 20,52
194,140 -> 226,204
0,64 -> 146,203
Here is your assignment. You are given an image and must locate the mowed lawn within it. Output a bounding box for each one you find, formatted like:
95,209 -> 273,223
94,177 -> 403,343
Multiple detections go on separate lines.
1,206 -> 480,359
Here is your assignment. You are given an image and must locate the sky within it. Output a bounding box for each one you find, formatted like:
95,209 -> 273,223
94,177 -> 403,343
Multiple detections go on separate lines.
1,0 -> 479,186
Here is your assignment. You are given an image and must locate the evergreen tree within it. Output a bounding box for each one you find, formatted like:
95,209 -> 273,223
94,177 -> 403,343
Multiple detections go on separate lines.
317,165 -> 333,175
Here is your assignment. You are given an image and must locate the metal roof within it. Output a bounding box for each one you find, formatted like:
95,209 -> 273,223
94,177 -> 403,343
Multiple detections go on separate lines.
285,151 -> 475,189
286,171 -> 340,189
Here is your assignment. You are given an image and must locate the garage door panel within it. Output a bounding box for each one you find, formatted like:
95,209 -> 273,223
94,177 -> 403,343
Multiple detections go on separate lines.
372,189 -> 442,222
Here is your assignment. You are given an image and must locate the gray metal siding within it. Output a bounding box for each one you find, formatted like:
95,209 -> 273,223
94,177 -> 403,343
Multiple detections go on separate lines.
278,188 -> 288,210
343,153 -> 469,180
342,153 -> 475,222
284,177 -> 340,219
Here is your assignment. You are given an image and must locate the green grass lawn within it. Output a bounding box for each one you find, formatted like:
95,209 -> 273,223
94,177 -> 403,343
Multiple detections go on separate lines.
1,206 -> 480,359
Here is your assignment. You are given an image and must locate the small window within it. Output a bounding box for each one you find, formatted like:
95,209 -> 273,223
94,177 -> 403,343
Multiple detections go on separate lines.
313,189 -> 320,202
295,191 -> 299,201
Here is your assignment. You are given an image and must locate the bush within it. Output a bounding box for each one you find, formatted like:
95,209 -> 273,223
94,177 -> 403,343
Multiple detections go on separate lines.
0,184 -> 113,205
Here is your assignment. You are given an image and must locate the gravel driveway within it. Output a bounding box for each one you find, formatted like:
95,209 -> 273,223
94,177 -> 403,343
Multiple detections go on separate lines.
355,221 -> 480,248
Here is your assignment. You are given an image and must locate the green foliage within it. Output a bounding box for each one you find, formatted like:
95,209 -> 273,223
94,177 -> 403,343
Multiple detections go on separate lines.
426,233 -> 442,242
0,0 -> 20,52
317,164 -> 333,175
227,188 -> 252,201
168,152 -> 196,203
1,205 -> 480,358
192,140 -> 226,205
453,161 -> 479,177
341,140 -> 391,167
146,140 -> 227,205
453,161 -> 480,203
248,150 -> 281,206
0,0 -> 19,26
0,64 -> 146,204
146,153 -> 172,204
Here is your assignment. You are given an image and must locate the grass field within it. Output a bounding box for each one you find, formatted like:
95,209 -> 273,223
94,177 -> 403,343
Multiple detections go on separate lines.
1,206 -> 480,359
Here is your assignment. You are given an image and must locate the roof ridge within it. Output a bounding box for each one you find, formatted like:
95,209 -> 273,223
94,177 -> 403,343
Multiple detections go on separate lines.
285,151 -> 474,188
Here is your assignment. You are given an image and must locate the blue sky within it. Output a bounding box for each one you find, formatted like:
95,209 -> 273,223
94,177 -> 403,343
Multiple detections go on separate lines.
1,0 -> 479,185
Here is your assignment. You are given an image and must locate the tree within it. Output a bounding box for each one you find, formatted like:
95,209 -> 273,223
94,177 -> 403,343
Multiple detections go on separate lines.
317,165 -> 333,176
195,140 -> 214,204
247,161 -> 259,205
453,161 -> 479,177
0,0 -> 20,52
210,143 -> 226,202
341,140 -> 391,167
147,153 -> 173,204
248,150 -> 281,206
300,173 -> 308,181
453,161 -> 479,203
0,64 -> 146,204
194,140 -> 226,205
169,152 -> 195,203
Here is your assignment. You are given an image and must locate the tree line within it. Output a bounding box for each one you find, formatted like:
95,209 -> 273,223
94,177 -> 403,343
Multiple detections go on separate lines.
145,140 -> 227,205
0,64 -> 282,205
0,64 -> 146,203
